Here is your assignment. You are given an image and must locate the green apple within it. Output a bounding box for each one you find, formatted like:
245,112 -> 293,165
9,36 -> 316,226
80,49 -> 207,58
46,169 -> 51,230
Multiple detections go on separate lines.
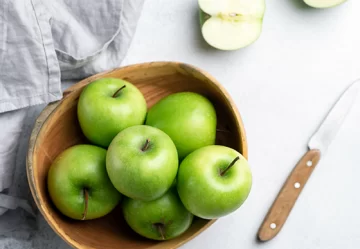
303,0 -> 347,8
77,78 -> 147,148
106,125 -> 178,201
177,145 -> 252,219
122,187 -> 193,240
47,144 -> 121,220
199,0 -> 266,50
145,92 -> 217,160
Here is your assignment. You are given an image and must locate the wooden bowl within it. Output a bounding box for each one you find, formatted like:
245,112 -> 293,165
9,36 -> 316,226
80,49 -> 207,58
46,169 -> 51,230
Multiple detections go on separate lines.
26,62 -> 248,249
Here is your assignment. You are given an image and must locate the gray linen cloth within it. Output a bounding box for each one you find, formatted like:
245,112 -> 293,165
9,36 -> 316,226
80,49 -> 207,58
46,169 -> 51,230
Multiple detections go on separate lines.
0,0 -> 144,246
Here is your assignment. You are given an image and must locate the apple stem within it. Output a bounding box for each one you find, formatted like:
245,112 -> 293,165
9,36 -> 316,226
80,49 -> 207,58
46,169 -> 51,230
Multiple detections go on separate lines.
141,139 -> 150,152
220,156 -> 240,176
154,223 -> 165,240
82,188 -> 89,220
112,85 -> 126,98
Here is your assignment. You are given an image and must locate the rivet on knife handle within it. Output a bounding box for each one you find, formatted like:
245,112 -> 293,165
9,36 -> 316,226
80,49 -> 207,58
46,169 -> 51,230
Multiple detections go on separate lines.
257,149 -> 321,241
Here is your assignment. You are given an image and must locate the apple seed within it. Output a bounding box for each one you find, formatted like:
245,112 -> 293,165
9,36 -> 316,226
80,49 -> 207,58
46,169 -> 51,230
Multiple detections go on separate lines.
217,12 -> 248,22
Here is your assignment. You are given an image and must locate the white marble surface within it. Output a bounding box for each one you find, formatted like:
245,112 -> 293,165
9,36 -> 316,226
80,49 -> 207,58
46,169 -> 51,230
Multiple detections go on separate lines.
122,0 -> 360,248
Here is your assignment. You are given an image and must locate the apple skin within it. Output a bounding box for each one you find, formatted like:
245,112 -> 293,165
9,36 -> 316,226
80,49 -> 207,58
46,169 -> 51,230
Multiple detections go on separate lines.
106,125 -> 178,201
47,144 -> 122,220
122,187 -> 193,240
177,145 -> 252,219
145,92 -> 217,159
77,78 -> 147,148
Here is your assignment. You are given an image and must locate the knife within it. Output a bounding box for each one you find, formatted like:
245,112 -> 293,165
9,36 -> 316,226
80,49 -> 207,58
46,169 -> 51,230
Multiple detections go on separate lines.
257,79 -> 360,241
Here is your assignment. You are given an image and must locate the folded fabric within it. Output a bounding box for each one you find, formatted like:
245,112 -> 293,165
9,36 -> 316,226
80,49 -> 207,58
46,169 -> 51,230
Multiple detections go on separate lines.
0,104 -> 45,238
0,0 -> 144,113
0,0 -> 61,113
0,0 -> 145,241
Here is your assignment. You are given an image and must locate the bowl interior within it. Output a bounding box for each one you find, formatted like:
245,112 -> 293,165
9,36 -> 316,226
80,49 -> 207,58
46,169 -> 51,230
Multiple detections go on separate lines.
28,62 -> 247,249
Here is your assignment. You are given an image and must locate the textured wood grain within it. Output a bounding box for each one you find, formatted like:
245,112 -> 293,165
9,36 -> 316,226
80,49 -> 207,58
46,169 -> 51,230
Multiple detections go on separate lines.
26,61 -> 248,249
257,149 -> 321,242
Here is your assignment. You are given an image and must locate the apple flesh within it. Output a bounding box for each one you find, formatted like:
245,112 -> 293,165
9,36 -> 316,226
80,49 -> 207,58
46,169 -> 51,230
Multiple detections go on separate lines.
145,92 -> 217,160
47,144 -> 121,220
106,125 -> 179,201
177,145 -> 252,219
303,0 -> 347,8
122,188 -> 193,240
77,78 -> 147,148
199,0 -> 266,50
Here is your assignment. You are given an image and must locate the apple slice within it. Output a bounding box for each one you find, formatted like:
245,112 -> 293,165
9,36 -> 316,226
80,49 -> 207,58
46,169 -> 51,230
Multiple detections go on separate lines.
199,0 -> 266,50
303,0 -> 347,8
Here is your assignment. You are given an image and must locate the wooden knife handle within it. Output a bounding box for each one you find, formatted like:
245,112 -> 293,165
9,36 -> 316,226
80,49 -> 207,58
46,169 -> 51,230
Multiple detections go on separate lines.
257,149 -> 321,241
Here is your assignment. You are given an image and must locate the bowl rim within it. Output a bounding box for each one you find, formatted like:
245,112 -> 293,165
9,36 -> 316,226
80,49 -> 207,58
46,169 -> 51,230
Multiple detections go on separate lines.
26,61 -> 248,249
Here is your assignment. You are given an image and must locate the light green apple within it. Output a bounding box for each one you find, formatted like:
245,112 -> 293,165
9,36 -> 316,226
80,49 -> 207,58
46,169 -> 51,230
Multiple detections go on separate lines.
77,78 -> 147,148
199,0 -> 266,50
177,145 -> 252,219
106,125 -> 178,201
122,187 -> 193,241
145,92 -> 217,160
303,0 -> 347,8
47,144 -> 121,220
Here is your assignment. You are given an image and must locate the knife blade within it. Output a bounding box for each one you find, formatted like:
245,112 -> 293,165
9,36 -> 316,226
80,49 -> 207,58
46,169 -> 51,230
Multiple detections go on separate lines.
257,79 -> 360,242
308,80 -> 360,153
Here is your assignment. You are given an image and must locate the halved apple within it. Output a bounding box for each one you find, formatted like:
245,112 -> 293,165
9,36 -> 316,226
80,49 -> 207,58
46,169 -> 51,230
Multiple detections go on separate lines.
303,0 -> 347,8
199,0 -> 266,51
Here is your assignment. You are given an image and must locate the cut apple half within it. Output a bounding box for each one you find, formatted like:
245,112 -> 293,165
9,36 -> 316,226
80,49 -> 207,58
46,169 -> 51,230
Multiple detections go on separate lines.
303,0 -> 347,8
199,0 -> 266,51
